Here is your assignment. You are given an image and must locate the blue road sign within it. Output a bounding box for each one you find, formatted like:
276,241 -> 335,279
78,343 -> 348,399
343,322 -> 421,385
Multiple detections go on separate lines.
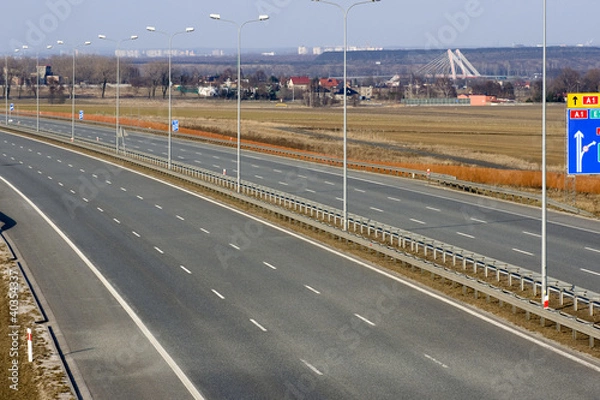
10,103 -> 14,112
567,109 -> 600,175
172,119 -> 179,132
79,110 -> 84,120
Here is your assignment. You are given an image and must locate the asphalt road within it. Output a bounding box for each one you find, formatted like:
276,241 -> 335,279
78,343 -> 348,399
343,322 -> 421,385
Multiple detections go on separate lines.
6,114 -> 600,294
1,129 -> 600,398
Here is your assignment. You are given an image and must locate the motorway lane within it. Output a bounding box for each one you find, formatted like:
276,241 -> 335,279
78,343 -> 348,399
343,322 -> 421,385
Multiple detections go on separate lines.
0,183 -> 197,398
2,130 -> 600,398
5,115 -> 600,292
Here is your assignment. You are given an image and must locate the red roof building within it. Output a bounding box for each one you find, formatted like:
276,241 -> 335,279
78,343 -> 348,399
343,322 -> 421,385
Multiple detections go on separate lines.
287,76 -> 311,90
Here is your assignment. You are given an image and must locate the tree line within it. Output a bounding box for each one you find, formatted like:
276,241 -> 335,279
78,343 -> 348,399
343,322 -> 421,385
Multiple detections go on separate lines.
2,54 -> 599,105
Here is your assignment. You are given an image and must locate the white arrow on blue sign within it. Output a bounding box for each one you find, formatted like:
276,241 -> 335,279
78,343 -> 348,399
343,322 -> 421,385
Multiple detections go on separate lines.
172,119 -> 179,132
79,110 -> 84,120
567,110 -> 600,175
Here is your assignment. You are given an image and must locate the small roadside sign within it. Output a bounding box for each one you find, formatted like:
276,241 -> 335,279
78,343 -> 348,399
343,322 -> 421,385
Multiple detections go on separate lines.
172,119 -> 179,132
79,110 -> 84,120
10,103 -> 14,112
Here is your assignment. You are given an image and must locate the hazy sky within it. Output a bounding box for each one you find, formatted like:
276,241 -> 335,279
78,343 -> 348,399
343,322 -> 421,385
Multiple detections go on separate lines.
1,1 -> 598,55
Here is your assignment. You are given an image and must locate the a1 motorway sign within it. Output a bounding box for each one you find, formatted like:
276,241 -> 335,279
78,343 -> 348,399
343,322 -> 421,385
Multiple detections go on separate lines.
566,93 -> 600,175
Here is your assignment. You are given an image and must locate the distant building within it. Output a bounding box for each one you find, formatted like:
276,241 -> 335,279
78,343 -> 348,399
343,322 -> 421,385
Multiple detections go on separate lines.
115,49 -> 141,58
319,78 -> 339,91
298,46 -> 308,55
287,76 -> 311,92
458,94 -> 497,106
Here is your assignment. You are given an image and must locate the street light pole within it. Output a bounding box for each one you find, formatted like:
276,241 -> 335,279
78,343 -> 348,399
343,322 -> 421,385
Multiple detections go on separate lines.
146,26 -> 194,170
4,55 -> 7,125
98,34 -> 138,153
19,46 -> 30,120
210,13 -> 269,193
59,40 -> 92,141
34,45 -> 54,132
541,0 -> 549,309
312,0 -> 381,231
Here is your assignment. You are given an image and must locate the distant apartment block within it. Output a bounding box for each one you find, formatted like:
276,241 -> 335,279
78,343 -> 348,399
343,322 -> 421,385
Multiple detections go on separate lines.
299,46 -> 382,55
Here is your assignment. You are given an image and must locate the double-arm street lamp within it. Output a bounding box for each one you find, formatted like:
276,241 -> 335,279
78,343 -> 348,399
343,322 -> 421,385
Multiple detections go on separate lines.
22,45 -> 54,132
146,26 -> 195,169
4,49 -> 20,125
36,45 -> 54,132
311,0 -> 380,231
57,40 -> 92,141
98,34 -> 138,153
210,13 -> 269,193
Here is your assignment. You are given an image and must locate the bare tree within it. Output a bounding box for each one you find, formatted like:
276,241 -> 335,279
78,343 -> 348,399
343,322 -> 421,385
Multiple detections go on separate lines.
90,56 -> 116,98
550,67 -> 581,96
142,61 -> 168,99
582,69 -> 600,92
432,77 -> 455,98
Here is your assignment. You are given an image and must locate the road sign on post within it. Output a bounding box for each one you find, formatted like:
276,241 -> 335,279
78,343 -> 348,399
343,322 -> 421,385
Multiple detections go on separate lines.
172,119 -> 179,132
10,103 -> 14,112
79,110 -> 84,120
566,93 -> 600,175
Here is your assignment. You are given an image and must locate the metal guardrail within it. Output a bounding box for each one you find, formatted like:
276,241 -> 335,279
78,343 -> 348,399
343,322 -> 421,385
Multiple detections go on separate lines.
7,115 -> 587,216
6,123 -> 600,348
166,129 -> 590,216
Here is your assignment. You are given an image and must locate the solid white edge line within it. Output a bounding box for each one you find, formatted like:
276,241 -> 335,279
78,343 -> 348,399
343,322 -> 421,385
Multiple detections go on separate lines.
0,176 -> 206,399
10,132 -> 599,374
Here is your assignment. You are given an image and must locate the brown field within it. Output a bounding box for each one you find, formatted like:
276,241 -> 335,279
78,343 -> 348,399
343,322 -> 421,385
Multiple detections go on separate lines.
0,243 -> 73,399
14,96 -> 600,213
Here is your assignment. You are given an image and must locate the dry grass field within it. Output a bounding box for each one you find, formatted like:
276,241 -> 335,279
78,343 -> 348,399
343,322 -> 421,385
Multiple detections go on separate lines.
16,96 -> 600,213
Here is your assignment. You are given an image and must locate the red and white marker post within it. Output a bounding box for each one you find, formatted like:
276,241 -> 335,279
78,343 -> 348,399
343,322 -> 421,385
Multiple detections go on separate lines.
27,328 -> 33,362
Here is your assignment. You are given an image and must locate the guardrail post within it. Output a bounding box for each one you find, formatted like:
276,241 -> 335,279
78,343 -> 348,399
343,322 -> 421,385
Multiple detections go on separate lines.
473,257 -> 480,274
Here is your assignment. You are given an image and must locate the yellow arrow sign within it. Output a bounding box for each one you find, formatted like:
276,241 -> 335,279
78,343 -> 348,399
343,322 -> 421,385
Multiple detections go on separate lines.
567,93 -> 600,109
